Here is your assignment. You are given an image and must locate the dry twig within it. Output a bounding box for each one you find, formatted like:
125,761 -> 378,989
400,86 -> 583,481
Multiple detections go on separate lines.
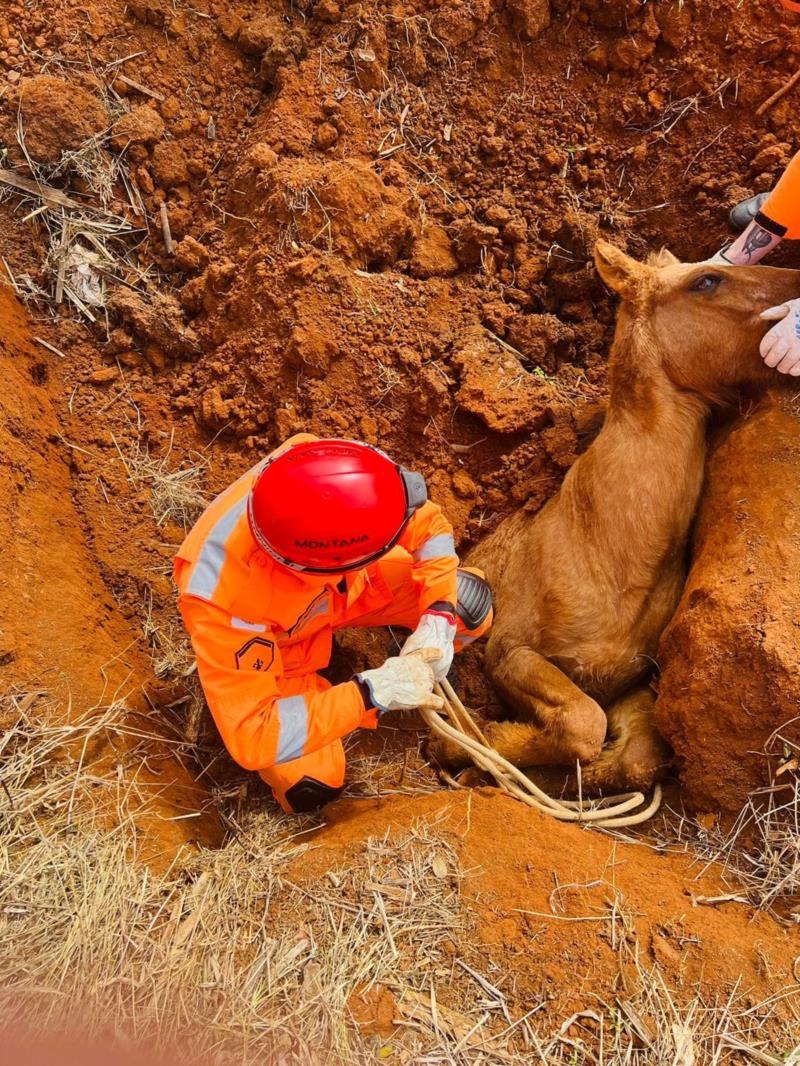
756,68 -> 800,117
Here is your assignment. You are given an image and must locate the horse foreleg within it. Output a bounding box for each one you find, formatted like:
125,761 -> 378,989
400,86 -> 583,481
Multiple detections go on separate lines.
579,687 -> 672,794
430,643 -> 607,771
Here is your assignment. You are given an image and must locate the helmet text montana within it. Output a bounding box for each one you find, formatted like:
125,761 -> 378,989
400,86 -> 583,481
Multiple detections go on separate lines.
294,534 -> 370,550
247,438 -> 426,573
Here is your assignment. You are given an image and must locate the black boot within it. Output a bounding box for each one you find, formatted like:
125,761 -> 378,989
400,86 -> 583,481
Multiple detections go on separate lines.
728,192 -> 770,233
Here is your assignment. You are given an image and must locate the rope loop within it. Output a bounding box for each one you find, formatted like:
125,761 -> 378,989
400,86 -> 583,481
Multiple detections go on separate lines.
425,681 -> 662,829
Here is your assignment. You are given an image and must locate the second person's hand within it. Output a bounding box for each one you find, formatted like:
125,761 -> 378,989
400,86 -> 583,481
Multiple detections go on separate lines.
760,298 -> 800,376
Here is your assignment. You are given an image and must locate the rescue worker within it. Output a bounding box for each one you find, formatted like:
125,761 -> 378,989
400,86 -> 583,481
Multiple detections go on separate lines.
717,152 -> 800,377
713,0 -> 800,373
175,435 -> 493,814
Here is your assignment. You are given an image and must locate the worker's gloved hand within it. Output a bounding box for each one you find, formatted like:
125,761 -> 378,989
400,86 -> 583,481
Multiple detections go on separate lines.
704,248 -> 732,266
760,298 -> 800,376
400,611 -> 457,682
356,648 -> 444,715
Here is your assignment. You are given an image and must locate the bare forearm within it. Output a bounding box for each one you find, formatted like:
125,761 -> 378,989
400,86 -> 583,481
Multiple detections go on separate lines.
723,219 -> 782,265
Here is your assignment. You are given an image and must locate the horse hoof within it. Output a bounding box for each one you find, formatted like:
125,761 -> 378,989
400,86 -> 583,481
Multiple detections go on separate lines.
452,767 -> 487,788
561,697 -> 607,763
616,732 -> 672,791
580,732 -> 671,794
427,734 -> 470,769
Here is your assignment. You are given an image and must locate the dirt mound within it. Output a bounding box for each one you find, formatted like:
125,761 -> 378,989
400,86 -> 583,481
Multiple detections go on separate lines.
244,156 -> 420,268
507,0 -> 551,39
110,104 -> 165,153
4,75 -> 108,164
407,223 -> 459,279
452,327 -> 557,433
657,398 -> 800,815
108,287 -> 200,363
294,788 -> 799,1032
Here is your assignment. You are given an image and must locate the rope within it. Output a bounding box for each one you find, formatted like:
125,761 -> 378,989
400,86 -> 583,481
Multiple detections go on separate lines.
424,682 -> 662,829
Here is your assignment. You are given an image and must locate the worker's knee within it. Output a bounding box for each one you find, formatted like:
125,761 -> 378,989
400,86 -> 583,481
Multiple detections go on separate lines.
282,776 -> 344,814
260,740 -> 346,813
454,568 -> 493,645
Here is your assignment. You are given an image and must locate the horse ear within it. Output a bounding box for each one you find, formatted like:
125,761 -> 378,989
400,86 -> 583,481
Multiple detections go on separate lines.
594,240 -> 644,299
647,247 -> 679,267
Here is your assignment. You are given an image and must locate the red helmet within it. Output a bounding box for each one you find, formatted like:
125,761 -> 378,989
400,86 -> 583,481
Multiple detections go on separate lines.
247,439 -> 428,573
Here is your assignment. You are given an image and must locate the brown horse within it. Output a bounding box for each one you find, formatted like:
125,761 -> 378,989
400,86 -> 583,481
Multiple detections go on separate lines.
434,242 -> 800,792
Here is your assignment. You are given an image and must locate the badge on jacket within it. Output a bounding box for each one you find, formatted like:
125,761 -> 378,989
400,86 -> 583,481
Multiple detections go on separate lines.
235,638 -> 275,671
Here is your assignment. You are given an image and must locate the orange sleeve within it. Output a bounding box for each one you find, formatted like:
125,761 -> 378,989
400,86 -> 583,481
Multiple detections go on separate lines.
759,151 -> 800,240
396,500 -> 459,614
178,594 -> 371,773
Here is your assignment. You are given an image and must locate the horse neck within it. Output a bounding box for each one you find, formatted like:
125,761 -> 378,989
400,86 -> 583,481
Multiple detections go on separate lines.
565,318 -> 709,571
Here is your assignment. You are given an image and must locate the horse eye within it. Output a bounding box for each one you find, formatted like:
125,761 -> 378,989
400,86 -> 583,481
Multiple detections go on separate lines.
690,273 -> 723,293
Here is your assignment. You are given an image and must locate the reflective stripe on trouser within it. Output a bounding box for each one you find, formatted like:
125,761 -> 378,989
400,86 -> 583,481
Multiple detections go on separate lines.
262,558 -> 492,813
274,694 -> 310,763
260,739 -> 346,813
759,151 -> 800,240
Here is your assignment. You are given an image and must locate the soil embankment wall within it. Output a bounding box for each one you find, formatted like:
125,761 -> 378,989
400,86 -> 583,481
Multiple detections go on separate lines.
657,399 -> 800,814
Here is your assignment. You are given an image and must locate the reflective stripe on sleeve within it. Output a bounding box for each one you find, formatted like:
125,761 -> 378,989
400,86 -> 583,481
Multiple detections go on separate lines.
413,533 -> 456,562
187,496 -> 248,600
275,695 -> 309,764
231,616 -> 267,632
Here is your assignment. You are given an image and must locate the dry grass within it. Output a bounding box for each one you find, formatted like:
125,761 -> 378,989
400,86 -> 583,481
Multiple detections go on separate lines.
719,781 -> 800,915
575,964 -> 800,1066
115,432 -> 211,743
0,693 -> 497,1063
141,594 -> 209,748
0,69 -> 152,321
114,434 -> 209,531
695,782 -> 800,919
643,728 -> 800,922
143,595 -> 195,680
122,434 -> 209,742
2,686 -> 800,1065
279,182 -> 335,253
613,724 -> 800,927
342,737 -> 441,801
374,356 -> 404,399
629,77 -> 738,138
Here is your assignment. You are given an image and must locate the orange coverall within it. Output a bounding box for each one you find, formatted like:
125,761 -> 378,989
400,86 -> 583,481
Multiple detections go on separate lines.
757,151 -> 800,240
750,3 -> 800,234
175,434 -> 491,811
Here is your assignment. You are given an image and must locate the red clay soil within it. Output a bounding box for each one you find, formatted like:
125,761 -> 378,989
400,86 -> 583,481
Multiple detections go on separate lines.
1,0 -> 800,1021
1,0 -> 797,537
657,396 -> 800,816
289,788 -> 800,1033
0,285 -> 223,858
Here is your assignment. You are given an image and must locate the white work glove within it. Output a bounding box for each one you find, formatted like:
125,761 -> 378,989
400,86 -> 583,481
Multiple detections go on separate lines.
760,298 -> 800,376
357,648 -> 444,714
704,248 -> 732,266
400,611 -> 457,682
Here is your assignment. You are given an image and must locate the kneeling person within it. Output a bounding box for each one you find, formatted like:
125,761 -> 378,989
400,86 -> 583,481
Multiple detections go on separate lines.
175,436 -> 493,813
